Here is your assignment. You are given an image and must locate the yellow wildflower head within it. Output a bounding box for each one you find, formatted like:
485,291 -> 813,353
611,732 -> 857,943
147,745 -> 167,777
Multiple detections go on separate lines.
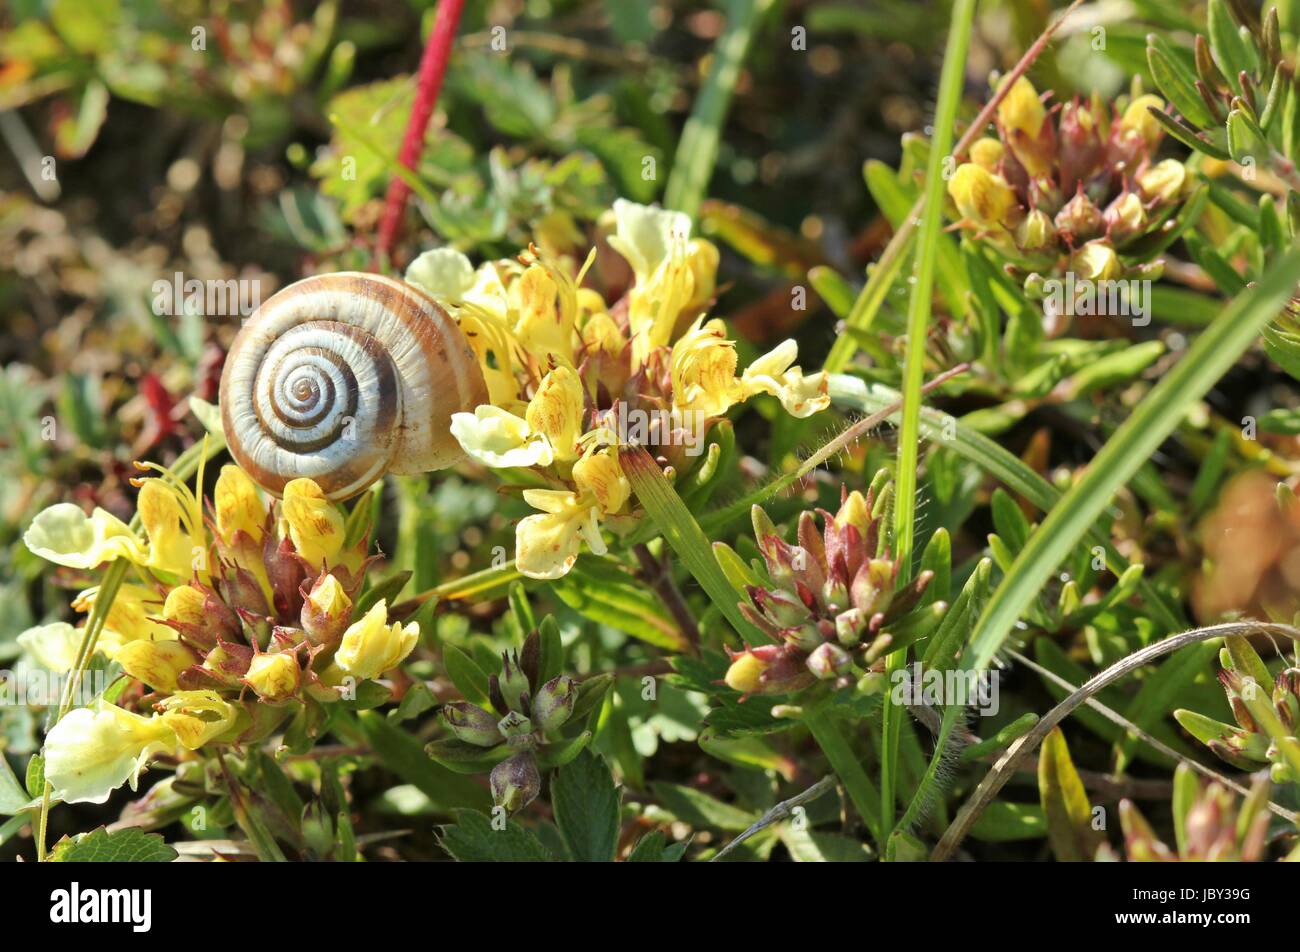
997,75 -> 1046,140
116,639 -> 200,693
450,405 -> 554,469
214,465 -> 266,545
670,318 -> 741,418
739,339 -> 830,419
525,366 -> 586,462
947,163 -> 1017,228
23,503 -> 143,569
573,447 -> 631,515
243,650 -> 301,702
1119,94 -> 1165,149
281,478 -> 345,571
333,599 -> 419,681
969,137 -> 1004,171
43,702 -> 176,804
156,690 -> 239,749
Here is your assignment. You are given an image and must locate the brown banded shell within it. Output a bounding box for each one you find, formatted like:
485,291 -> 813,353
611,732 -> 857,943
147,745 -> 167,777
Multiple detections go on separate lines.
219,272 -> 488,500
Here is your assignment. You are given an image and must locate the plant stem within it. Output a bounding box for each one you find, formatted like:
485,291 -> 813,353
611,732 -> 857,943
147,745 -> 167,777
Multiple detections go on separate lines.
374,0 -> 465,265
822,0 -> 1088,374
632,543 -> 701,652
663,0 -> 774,221
882,0 -> 977,853
803,708 -> 882,848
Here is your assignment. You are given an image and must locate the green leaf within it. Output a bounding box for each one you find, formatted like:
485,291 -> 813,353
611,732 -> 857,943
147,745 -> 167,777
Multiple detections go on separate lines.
50,827 -> 177,863
1038,727 -> 1099,862
388,681 -> 437,724
1147,37 -> 1215,127
356,570 -> 412,616
967,801 -> 1047,841
650,781 -> 757,832
620,444 -> 763,642
424,737 -> 511,774
1207,0 -> 1253,96
626,830 -> 686,861
961,247 -> 1300,676
549,555 -> 689,651
552,750 -> 621,862
0,757 -> 33,815
442,644 -> 492,707
352,711 -> 490,811
437,809 -> 553,862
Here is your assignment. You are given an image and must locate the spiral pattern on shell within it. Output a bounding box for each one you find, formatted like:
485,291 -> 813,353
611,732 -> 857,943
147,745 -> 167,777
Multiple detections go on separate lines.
220,272 -> 488,500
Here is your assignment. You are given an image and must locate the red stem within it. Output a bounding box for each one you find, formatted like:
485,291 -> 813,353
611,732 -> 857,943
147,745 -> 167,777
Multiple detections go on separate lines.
373,0 -> 465,269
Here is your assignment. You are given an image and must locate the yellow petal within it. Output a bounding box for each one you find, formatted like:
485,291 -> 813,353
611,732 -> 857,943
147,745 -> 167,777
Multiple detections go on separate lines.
334,599 -> 419,680
281,478 -> 345,571
450,405 -> 553,468
573,448 -> 631,514
157,690 -> 239,748
17,622 -> 82,673
138,480 -> 199,577
43,703 -> 176,804
515,491 -> 604,579
23,503 -> 143,569
215,465 -> 266,545
525,366 -> 585,462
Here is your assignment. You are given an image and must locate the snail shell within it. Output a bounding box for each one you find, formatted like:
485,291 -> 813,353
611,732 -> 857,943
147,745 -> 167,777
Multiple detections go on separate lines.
220,272 -> 488,501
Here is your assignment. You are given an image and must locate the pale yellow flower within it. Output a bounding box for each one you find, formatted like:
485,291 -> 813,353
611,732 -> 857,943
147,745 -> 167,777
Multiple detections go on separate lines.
739,339 -> 831,419
515,489 -> 605,579
44,702 -> 176,804
450,405 -> 554,468
156,690 -> 239,748
116,640 -> 199,693
243,651 -> 301,702
16,622 -> 82,673
72,584 -> 176,660
23,503 -> 143,569
137,479 -> 202,579
214,464 -> 266,545
947,164 -> 1017,228
280,478 -> 345,571
573,447 -> 631,514
670,318 -> 743,418
525,366 -> 585,463
333,600 -> 419,681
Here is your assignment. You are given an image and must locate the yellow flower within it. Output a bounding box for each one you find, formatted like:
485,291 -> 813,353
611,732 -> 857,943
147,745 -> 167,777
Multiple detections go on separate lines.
1137,158 -> 1187,203
243,651 -> 301,702
16,622 -> 82,673
670,318 -> 742,418
739,340 -> 830,419
947,163 -> 1017,228
525,366 -> 585,463
301,572 -> 352,645
23,503 -> 144,569
138,477 -> 203,579
163,584 -> 208,627
515,489 -> 605,579
998,75 -> 1047,141
333,600 -> 419,680
156,690 -> 239,748
450,405 -> 554,468
1119,94 -> 1165,149
44,702 -> 176,804
608,200 -> 701,370
73,584 -> 176,659
724,652 -> 770,694
116,640 -> 199,693
281,478 -> 345,571
1071,240 -> 1123,282
514,264 -> 577,367
573,447 -> 631,514
580,310 -> 626,357
969,137 -> 1004,171
214,465 -> 266,545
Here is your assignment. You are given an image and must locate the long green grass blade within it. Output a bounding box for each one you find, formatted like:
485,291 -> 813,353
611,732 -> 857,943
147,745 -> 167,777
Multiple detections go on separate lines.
663,0 -> 774,220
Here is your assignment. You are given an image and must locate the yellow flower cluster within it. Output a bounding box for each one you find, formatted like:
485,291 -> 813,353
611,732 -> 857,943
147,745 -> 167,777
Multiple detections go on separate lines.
406,200 -> 830,579
20,457 -> 419,804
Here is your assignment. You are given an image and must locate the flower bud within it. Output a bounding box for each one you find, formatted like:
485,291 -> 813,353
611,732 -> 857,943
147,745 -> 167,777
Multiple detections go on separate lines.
300,573 -> 352,645
1118,94 -> 1165,150
1058,99 -> 1105,192
498,650 -> 531,712
724,650 -> 770,695
750,586 -> 809,628
116,639 -> 199,693
497,709 -> 535,748
1070,240 -> 1123,282
997,75 -> 1055,178
806,642 -> 853,680
1137,159 -> 1187,204
968,137 -> 1004,171
264,535 -> 307,622
490,751 -> 541,814
219,564 -> 271,619
531,675 -> 576,732
1015,209 -> 1056,252
1054,188 -> 1104,244
834,608 -> 868,647
1104,190 -> 1147,243
443,702 -> 504,747
243,651 -> 301,702
334,600 -> 419,681
947,164 -> 1017,227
